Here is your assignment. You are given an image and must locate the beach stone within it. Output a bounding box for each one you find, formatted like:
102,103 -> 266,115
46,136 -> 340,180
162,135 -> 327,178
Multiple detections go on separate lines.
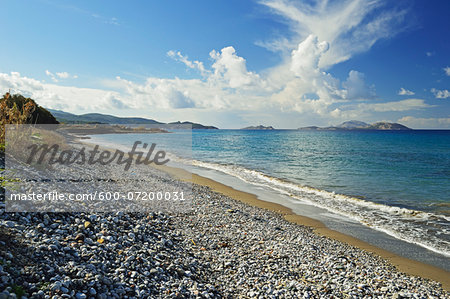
0,145 -> 448,299
75,293 -> 86,299
74,233 -> 85,241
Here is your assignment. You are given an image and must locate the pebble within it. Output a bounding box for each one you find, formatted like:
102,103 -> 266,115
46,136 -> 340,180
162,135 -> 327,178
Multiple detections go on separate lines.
6,221 -> 17,229
75,293 -> 86,299
0,149 -> 448,298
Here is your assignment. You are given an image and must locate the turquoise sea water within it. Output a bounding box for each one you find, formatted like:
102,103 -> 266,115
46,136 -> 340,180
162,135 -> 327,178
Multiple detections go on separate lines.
89,129 -> 450,256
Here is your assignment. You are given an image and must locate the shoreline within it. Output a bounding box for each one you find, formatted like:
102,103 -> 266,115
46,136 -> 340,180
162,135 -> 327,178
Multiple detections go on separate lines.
77,137 -> 450,290
2,136 -> 449,297
157,162 -> 450,291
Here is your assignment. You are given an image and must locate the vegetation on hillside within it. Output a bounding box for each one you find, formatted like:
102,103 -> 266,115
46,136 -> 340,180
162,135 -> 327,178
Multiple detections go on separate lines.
0,92 -> 59,150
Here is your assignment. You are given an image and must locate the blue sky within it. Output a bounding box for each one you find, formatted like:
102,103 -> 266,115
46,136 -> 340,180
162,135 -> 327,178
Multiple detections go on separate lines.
1,0 -> 449,128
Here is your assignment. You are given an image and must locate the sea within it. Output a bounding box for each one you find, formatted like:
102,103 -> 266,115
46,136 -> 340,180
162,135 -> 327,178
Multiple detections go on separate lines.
88,129 -> 450,258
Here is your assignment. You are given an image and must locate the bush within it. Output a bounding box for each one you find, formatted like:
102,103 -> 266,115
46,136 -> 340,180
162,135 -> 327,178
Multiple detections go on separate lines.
0,92 -> 59,150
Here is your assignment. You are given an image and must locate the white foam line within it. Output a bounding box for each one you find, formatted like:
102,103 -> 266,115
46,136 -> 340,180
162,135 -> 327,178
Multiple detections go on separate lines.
187,159 -> 450,257
77,140 -> 450,257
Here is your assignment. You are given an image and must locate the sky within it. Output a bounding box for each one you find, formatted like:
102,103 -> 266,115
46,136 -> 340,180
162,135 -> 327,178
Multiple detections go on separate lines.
1,0 -> 449,129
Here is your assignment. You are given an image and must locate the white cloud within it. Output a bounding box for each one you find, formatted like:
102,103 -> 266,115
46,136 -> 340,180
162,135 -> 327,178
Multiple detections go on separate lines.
0,72 -> 44,95
431,88 -> 450,99
247,0 -> 409,116
45,70 -> 58,82
444,66 -> 450,76
167,50 -> 208,76
0,72 -> 122,112
267,34 -> 344,115
290,34 -> 329,78
398,116 -> 450,129
209,46 -> 263,89
113,77 -> 199,109
268,35 -> 376,115
426,52 -> 434,57
0,1 -> 433,128
331,99 -> 431,120
102,92 -> 128,109
358,99 -> 430,112
398,87 -> 415,96
259,0 -> 409,67
45,70 -> 78,82
56,72 -> 70,79
343,70 -> 375,100
255,37 -> 296,55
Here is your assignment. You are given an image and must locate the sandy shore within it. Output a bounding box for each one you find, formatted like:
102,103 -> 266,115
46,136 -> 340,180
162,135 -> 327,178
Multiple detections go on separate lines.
159,163 -> 450,291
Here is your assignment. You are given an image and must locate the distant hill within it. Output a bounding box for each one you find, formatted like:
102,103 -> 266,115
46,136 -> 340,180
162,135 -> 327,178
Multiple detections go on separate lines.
48,109 -> 218,129
298,121 -> 411,131
241,125 -> 275,130
48,109 -> 162,125
336,120 -> 369,129
367,122 -> 411,130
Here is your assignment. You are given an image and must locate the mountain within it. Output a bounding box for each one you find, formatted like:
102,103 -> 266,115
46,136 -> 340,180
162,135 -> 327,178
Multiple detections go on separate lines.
48,109 -> 218,129
48,109 -> 162,124
366,122 -> 411,130
241,125 -> 275,130
298,121 -> 411,131
336,120 -> 369,129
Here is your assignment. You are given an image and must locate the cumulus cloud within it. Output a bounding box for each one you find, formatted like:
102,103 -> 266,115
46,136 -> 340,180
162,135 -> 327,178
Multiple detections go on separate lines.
102,93 -> 128,109
290,34 -> 329,78
152,83 -> 196,109
1,1 -> 436,127
0,72 -> 124,112
45,70 -> 78,82
259,0 -> 409,67
444,66 -> 450,76
167,48 -> 266,95
210,46 -> 263,89
249,0 -> 410,116
398,87 -> 415,96
56,72 -> 70,79
0,72 -> 44,95
269,35 -> 375,114
398,116 -> 450,129
343,70 -> 375,100
431,88 -> 450,99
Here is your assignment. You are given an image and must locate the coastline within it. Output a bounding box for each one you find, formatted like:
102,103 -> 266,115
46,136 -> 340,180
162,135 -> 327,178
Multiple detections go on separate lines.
156,162 -> 450,291
2,136 -> 449,297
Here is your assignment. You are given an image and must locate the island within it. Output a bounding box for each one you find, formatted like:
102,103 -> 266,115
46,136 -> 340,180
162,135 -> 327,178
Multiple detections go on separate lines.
241,125 -> 275,130
298,120 -> 411,131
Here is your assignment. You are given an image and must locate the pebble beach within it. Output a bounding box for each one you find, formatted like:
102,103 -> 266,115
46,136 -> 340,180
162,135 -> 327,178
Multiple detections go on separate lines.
0,152 -> 449,298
